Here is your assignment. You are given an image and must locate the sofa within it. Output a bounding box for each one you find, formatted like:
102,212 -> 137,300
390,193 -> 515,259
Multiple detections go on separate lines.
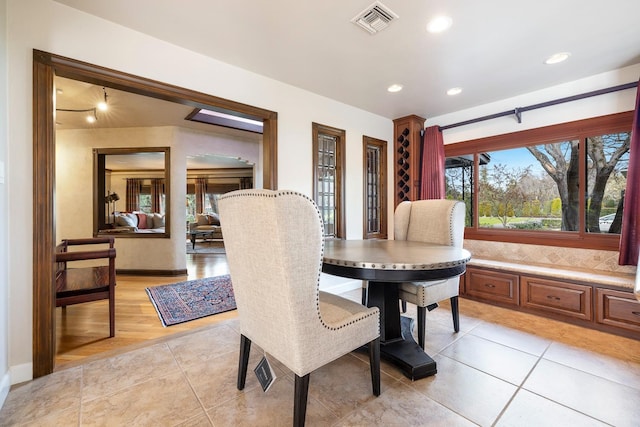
104,211 -> 166,233
189,212 -> 223,240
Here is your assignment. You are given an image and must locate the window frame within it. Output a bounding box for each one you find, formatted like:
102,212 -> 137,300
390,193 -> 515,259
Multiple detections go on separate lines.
312,122 -> 345,239
363,135 -> 388,239
445,111 -> 633,250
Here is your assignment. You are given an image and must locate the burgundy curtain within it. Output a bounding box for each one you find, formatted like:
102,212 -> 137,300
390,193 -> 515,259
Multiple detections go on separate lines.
195,178 -> 207,213
618,80 -> 640,266
151,179 -> 164,213
125,178 -> 142,212
420,125 -> 446,199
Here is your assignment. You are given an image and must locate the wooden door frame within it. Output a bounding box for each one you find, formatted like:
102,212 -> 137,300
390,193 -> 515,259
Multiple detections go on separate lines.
32,49 -> 278,377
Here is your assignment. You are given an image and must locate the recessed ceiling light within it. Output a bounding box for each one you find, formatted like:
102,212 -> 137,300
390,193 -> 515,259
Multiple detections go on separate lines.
426,15 -> 452,33
447,87 -> 462,96
545,52 -> 571,65
387,84 -> 403,93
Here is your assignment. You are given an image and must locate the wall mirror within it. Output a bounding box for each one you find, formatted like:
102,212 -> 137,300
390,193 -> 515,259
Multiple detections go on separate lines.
94,147 -> 171,238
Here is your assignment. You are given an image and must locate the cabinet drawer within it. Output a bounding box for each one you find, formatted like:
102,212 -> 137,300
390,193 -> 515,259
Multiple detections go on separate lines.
520,276 -> 592,320
596,288 -> 640,332
466,268 -> 519,305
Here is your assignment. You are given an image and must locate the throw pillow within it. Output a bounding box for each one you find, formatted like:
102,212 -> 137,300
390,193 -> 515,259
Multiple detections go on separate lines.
136,213 -> 148,229
207,212 -> 221,225
150,213 -> 165,228
196,214 -> 209,226
115,213 -> 137,227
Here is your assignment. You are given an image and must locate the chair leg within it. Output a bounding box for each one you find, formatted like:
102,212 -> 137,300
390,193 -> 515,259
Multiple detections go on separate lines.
361,286 -> 367,306
109,293 -> 115,338
417,306 -> 426,350
451,296 -> 460,333
294,374 -> 310,427
237,335 -> 252,390
369,337 -> 380,396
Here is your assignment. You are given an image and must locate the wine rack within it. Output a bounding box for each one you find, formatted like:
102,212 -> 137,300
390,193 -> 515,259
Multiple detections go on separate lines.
393,115 -> 425,207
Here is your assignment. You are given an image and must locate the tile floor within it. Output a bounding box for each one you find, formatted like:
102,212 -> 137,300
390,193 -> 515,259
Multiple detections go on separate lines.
2,291 -> 640,426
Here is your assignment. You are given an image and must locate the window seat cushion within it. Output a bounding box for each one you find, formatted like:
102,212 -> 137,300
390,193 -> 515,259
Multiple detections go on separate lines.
467,258 -> 635,290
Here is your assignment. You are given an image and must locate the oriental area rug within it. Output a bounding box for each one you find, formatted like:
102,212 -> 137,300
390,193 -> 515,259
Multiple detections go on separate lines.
146,275 -> 236,327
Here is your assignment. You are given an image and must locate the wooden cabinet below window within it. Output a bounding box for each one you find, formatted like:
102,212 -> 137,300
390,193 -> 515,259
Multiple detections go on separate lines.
520,276 -> 592,320
461,264 -> 639,340
465,267 -> 519,306
596,288 -> 640,333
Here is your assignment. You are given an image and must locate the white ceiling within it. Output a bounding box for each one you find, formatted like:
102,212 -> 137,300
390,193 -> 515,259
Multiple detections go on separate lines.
53,0 -> 640,120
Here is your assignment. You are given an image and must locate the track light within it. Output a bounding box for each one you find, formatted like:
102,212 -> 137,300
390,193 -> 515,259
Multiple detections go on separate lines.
97,87 -> 108,111
56,87 -> 108,124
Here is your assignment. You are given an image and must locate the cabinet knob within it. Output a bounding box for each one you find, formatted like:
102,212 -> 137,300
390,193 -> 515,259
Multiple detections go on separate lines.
547,295 -> 561,301
484,283 -> 495,288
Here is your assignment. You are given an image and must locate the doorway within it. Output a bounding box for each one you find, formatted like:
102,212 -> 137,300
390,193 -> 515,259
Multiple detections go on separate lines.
33,50 -> 278,377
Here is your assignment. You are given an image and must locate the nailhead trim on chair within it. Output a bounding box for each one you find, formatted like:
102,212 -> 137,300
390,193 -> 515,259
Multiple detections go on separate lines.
220,190 -> 379,331
446,202 -> 456,245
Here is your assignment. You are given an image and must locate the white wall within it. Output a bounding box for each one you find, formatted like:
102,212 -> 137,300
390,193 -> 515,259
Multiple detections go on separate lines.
0,0 -> 10,410
6,0 -> 393,383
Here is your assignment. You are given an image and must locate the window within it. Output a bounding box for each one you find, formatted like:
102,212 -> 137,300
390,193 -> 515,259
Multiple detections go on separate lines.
313,123 -> 345,238
444,112 -> 633,250
186,182 -> 243,222
363,136 -> 387,239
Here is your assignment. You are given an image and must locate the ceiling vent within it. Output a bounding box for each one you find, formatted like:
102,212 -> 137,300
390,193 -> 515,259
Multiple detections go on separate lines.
351,1 -> 398,35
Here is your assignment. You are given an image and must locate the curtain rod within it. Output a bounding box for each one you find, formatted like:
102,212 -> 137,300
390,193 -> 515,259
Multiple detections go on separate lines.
438,81 -> 638,131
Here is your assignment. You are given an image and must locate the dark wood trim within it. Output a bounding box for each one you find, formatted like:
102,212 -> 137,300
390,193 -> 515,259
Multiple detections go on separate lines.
262,114 -> 278,190
115,269 -> 188,276
33,49 -> 278,377
362,135 -> 388,239
446,111 -> 633,156
32,52 -> 57,378
312,122 -> 346,238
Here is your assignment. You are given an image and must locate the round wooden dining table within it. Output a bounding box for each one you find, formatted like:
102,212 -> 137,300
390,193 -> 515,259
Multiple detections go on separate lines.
323,239 -> 471,380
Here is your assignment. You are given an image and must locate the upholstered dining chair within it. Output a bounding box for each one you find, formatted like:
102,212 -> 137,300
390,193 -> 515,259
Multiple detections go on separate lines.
219,189 -> 380,427
362,199 -> 466,349
397,199 -> 466,349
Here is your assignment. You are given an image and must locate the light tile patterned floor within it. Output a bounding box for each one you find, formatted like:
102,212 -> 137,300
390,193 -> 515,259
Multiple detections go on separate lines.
2,292 -> 639,426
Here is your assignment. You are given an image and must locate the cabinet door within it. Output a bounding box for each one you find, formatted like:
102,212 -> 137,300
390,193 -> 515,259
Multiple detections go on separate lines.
521,276 -> 592,320
466,267 -> 519,305
596,288 -> 640,333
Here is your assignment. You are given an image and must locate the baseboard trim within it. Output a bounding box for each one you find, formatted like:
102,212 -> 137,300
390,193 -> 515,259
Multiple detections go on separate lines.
9,362 -> 32,386
0,370 -> 10,410
116,269 -> 188,276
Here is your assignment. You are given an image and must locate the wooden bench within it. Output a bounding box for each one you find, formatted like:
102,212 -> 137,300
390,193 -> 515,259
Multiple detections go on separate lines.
461,258 -> 640,340
55,237 -> 117,337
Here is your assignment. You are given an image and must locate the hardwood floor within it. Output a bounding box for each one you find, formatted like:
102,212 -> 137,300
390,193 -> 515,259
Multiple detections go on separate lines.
55,252 -> 233,370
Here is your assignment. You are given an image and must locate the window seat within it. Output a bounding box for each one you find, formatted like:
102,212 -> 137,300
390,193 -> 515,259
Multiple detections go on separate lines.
467,258 -> 635,290
461,258 -> 639,340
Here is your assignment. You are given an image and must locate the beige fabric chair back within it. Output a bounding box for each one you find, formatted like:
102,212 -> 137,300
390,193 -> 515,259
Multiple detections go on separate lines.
219,190 -> 326,370
394,199 -> 466,248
